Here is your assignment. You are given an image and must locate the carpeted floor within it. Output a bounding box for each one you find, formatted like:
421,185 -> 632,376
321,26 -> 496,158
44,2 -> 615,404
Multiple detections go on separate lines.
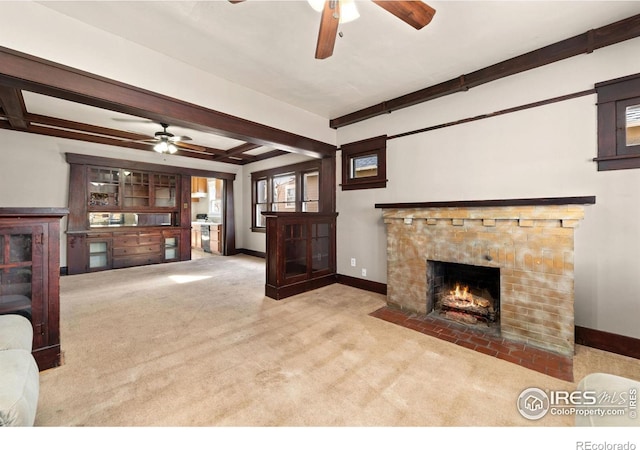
35,254 -> 639,427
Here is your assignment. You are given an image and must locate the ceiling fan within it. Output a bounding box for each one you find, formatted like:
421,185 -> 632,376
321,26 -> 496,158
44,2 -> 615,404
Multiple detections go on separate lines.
229,0 -> 436,59
130,122 -> 192,154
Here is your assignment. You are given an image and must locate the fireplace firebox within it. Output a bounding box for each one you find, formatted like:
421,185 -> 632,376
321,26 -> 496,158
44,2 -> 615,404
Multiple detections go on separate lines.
427,261 -> 500,328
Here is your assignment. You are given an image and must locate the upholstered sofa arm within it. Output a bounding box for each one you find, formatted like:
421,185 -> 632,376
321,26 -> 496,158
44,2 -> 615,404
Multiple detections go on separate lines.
576,372 -> 640,427
0,314 -> 39,427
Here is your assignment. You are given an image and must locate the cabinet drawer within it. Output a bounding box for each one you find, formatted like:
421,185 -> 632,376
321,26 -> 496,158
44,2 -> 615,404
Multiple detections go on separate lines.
112,243 -> 161,256
112,254 -> 162,269
112,236 -> 139,247
139,234 -> 162,244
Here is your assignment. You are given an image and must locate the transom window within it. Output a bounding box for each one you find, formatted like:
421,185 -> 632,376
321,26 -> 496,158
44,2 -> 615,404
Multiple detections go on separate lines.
595,73 -> 640,171
341,135 -> 387,190
251,161 -> 322,230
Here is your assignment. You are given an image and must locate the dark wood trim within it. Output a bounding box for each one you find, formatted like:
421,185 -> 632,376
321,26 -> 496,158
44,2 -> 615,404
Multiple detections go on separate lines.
223,178 -> 236,256
32,345 -> 62,371
250,159 -> 323,179
236,248 -> 266,259
576,326 -> 640,360
0,45 -> 336,159
388,89 -> 595,141
330,14 -> 640,128
375,196 -> 596,209
595,72 -> 640,171
340,135 -> 387,191
0,207 -> 68,217
266,274 -> 337,300
0,85 -> 27,129
65,153 -> 236,180
336,274 -> 387,295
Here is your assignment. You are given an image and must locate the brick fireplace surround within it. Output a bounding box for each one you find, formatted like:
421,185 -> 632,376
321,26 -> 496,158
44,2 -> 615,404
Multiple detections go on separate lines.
374,197 -> 595,381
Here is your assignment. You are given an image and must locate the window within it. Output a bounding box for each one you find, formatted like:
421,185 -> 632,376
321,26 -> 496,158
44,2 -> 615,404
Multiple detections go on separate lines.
595,73 -> 640,171
341,135 -> 387,190
251,160 -> 324,230
302,171 -> 319,212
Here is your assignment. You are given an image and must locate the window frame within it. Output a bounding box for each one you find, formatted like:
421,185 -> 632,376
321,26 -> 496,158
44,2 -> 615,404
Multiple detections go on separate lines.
595,72 -> 640,171
340,135 -> 387,190
251,160 -> 323,232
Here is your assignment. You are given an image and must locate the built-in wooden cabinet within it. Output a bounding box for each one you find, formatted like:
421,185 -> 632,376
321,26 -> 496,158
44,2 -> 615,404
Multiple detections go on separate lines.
0,208 -> 68,370
262,212 -> 337,300
66,154 -> 191,274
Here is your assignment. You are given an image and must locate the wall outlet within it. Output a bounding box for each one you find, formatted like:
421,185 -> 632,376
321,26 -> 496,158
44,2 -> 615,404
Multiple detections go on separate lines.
350,258 -> 356,267
361,268 -> 367,277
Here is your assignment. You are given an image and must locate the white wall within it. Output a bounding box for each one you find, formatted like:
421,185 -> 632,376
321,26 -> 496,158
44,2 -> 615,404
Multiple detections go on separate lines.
335,37 -> 640,339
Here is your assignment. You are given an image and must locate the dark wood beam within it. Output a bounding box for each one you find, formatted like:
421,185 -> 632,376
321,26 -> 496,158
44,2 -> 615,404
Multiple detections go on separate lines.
0,121 -> 235,162
241,149 -> 290,165
212,142 -> 261,162
0,85 -> 28,129
26,113 -> 152,141
330,13 -> 640,128
24,112 -> 236,159
0,46 -> 336,158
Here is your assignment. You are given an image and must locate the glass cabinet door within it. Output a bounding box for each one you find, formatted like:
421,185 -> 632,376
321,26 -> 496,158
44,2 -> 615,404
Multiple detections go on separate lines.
88,240 -> 110,270
284,223 -> 307,279
164,236 -> 179,261
0,226 -> 43,323
88,167 -> 120,208
311,222 -> 331,273
122,171 -> 150,208
154,174 -> 177,207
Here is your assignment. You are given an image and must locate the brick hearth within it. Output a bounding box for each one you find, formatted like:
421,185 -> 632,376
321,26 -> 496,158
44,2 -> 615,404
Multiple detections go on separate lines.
370,305 -> 573,381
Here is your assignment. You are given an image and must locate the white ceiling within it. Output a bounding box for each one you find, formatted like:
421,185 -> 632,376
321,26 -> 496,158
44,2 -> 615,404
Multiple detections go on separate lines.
37,1 -> 640,119
11,1 -> 640,155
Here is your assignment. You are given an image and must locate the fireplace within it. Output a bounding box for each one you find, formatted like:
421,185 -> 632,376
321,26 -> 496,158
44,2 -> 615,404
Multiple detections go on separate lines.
427,261 -> 500,328
375,197 -> 595,377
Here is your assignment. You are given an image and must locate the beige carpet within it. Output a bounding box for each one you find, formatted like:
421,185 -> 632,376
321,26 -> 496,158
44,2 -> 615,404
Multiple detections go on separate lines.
35,253 -> 638,427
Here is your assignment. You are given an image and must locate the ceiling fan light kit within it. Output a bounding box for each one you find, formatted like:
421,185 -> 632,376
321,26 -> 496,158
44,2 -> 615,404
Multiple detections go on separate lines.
147,123 -> 190,154
308,0 -> 359,24
153,140 -> 178,154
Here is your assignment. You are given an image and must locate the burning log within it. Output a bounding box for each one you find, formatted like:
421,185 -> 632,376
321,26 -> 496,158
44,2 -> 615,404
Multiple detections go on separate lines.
438,283 -> 497,323
444,310 -> 478,324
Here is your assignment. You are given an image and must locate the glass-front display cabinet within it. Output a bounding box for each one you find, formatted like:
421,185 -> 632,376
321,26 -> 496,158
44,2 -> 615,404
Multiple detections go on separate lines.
262,211 -> 337,300
0,208 -> 68,370
66,154 -> 191,275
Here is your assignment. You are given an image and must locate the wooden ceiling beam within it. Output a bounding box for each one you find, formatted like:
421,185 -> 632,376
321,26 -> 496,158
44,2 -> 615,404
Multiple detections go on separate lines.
241,149 -> 289,164
26,113 -> 152,141
0,121 -> 242,163
23,112 -> 233,158
0,85 -> 28,130
0,46 -> 336,158
212,142 -> 262,162
330,13 -> 640,128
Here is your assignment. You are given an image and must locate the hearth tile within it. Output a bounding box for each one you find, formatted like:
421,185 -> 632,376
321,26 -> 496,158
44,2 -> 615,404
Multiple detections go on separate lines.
475,346 -> 499,357
369,306 -> 575,381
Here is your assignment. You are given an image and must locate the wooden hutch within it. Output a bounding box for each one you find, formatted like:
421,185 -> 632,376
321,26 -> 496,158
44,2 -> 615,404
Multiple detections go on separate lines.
65,154 -> 236,274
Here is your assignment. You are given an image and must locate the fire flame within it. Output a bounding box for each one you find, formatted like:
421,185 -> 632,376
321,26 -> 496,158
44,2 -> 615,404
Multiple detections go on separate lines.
450,284 -> 474,305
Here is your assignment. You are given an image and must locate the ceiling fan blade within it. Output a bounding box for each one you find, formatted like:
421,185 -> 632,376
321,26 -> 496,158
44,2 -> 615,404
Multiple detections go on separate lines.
172,136 -> 192,142
228,1 -> 245,3
372,1 -> 436,30
315,1 -> 340,60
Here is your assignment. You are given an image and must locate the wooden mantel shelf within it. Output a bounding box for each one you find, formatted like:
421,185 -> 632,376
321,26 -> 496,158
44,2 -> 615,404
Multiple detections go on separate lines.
375,196 -> 596,209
